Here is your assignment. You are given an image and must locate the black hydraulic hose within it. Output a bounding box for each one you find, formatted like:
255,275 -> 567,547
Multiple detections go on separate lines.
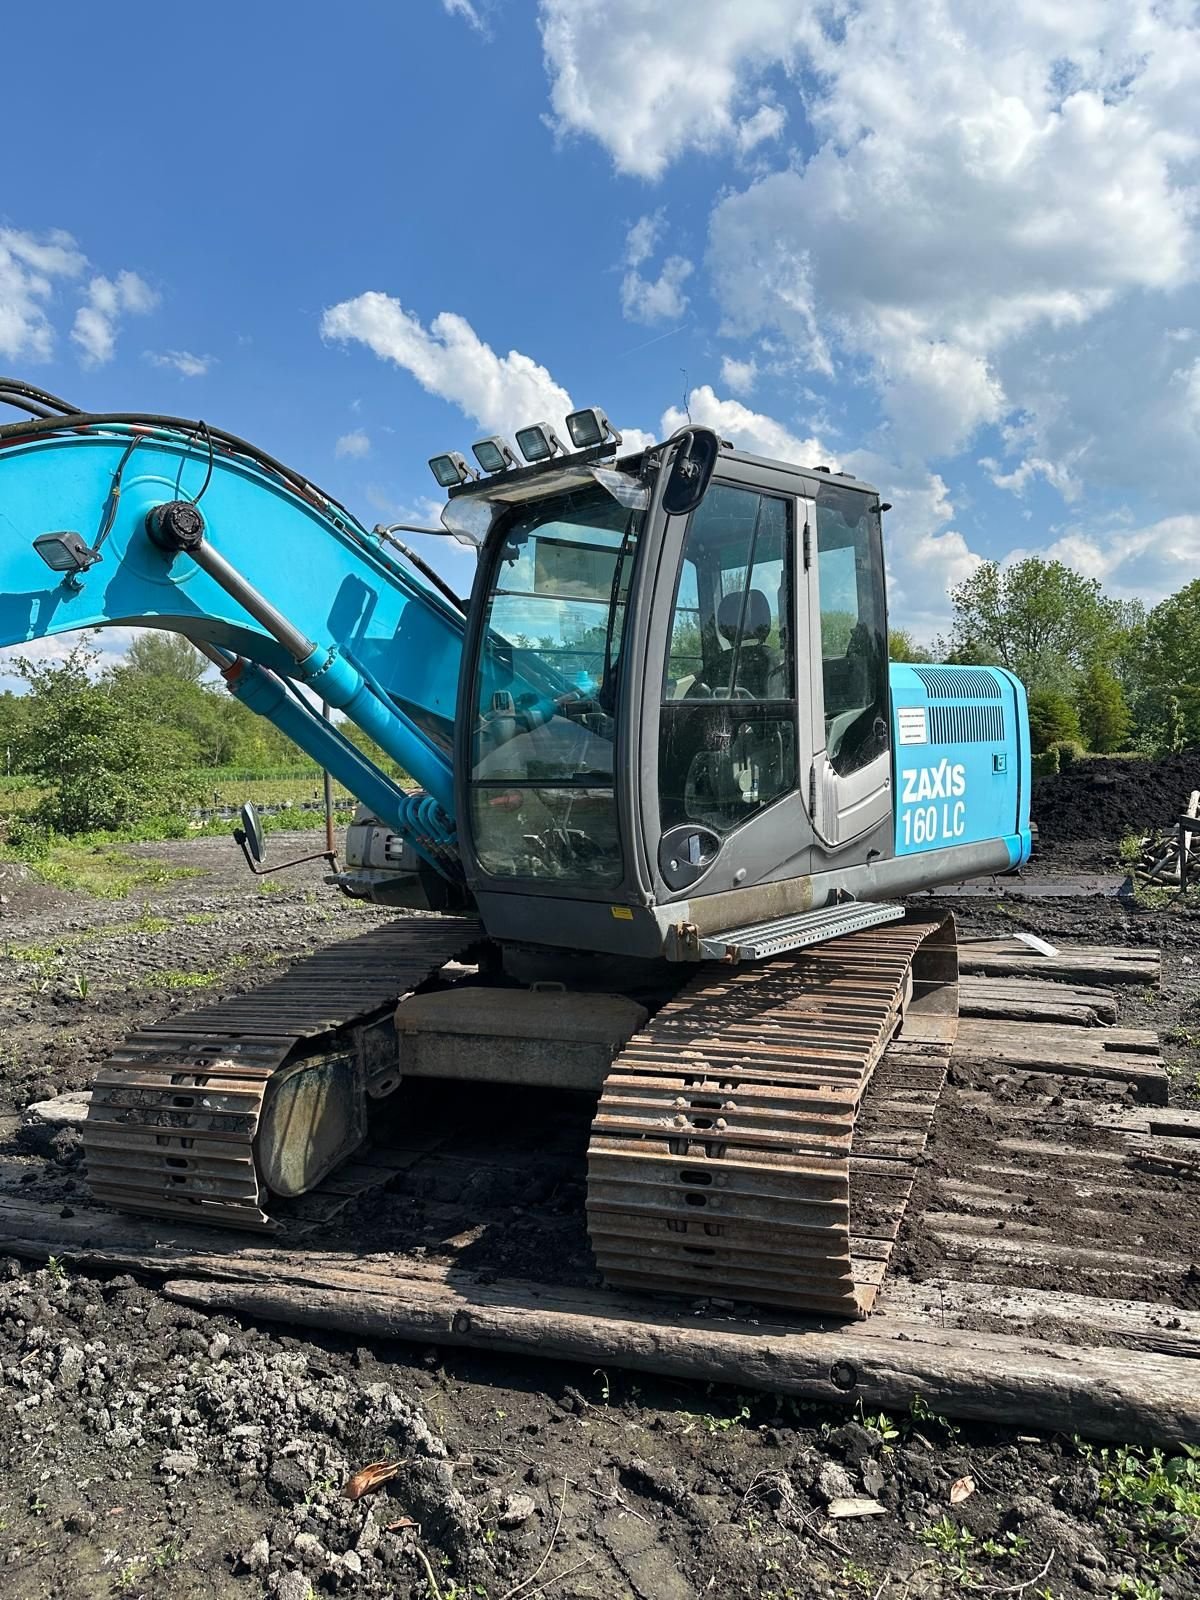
0,409 -> 470,624
0,410 -> 356,527
375,529 -> 465,612
0,378 -> 83,418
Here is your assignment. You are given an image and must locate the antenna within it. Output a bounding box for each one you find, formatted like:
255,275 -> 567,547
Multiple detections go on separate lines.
680,369 -> 692,425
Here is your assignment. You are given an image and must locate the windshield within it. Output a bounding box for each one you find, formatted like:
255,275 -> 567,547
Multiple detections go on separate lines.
469,484 -> 642,886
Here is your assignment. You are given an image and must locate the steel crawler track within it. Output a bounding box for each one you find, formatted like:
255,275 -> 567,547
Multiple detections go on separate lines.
83,918 -> 481,1229
586,916 -> 958,1316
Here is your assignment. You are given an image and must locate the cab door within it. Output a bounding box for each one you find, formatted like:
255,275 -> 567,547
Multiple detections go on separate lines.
802,482 -> 893,851
646,476 -> 817,899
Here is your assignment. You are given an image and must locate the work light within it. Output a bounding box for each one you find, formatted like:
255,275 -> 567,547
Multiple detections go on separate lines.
33,529 -> 99,579
514,422 -> 563,464
428,451 -> 474,488
565,407 -> 621,449
471,436 -> 518,474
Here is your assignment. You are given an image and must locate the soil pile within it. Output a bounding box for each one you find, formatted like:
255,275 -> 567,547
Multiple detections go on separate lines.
1032,750 -> 1200,843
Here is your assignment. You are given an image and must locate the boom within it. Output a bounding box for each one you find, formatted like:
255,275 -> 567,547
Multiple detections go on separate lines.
0,396 -> 471,872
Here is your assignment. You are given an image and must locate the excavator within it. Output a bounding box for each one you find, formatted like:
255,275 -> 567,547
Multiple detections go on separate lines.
0,379 -> 1031,1318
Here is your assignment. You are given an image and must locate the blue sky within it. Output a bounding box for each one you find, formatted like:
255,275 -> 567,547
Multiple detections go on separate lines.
2,0 -> 1199,681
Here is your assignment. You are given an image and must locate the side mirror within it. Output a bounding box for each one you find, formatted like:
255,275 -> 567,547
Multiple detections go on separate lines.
234,801 -> 266,867
661,427 -> 720,516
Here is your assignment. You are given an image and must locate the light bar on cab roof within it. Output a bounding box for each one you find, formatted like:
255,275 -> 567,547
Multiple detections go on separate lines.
428,451 -> 476,488
514,422 -> 563,464
565,406 -> 621,450
471,436 -> 518,474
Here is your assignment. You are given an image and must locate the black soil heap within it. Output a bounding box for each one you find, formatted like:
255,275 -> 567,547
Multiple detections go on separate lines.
1032,751 -> 1200,843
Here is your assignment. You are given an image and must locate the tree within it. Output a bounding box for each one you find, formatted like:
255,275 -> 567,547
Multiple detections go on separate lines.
13,645 -> 204,833
1134,579 -> 1200,749
124,630 -> 208,685
1027,688 -> 1081,753
1075,662 -> 1131,753
948,559 -> 1130,694
888,627 -> 932,663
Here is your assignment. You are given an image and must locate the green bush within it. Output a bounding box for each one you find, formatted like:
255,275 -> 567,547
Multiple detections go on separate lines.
4,817 -> 53,859
1028,688 -> 1082,753
1049,738 -> 1086,768
1032,747 -> 1061,777
12,646 -> 206,835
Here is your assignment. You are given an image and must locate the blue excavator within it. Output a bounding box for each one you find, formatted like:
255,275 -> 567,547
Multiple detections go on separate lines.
0,379 -> 1030,1316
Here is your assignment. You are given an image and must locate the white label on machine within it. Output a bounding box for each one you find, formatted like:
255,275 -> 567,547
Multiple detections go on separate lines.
897,706 -> 928,745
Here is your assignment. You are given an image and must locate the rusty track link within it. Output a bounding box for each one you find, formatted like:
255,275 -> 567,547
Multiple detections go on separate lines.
586,916 -> 957,1317
83,917 -> 481,1230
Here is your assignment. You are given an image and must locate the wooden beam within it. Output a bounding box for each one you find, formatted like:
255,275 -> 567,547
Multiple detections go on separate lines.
959,976 -> 1119,1026
954,1019 -> 1168,1102
0,1196 -> 1194,1445
160,1269 -> 1200,1446
878,1278 -> 1200,1359
958,943 -> 1159,986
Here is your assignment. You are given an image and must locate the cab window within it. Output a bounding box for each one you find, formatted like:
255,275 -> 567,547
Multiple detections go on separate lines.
815,484 -> 888,777
659,485 -> 797,834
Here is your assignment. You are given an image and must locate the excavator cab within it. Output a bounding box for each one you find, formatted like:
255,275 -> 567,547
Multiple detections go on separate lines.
452,428 -> 901,962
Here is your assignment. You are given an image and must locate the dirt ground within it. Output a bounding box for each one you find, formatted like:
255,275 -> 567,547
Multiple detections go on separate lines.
0,828 -> 1197,1600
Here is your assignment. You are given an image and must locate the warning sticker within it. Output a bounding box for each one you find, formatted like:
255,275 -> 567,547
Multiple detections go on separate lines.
897,706 -> 928,745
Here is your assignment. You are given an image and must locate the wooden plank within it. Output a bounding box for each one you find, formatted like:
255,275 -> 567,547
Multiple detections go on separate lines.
954,1019 -> 1168,1101
160,1272 -> 1200,1446
958,942 -> 1159,986
959,975 -> 1119,1026
1,1195 -> 1197,1442
878,1279 -> 1200,1359
923,1216 -> 1192,1275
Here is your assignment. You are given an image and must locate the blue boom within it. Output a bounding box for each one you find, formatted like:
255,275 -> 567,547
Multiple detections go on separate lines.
0,418 -> 466,869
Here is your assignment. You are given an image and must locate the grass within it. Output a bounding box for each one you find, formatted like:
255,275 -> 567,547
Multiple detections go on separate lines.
8,840 -> 205,900
4,906 -> 172,968
1087,1443 -> 1200,1574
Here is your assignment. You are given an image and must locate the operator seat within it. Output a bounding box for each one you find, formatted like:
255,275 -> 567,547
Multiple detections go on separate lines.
716,588 -> 778,698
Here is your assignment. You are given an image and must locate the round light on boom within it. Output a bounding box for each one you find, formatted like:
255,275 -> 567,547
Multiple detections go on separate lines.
565,406 -> 621,450
514,422 -> 563,464
471,435 -> 518,474
428,451 -> 474,488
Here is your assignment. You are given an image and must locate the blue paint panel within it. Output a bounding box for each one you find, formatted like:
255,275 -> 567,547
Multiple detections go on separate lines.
889,664 -> 1031,867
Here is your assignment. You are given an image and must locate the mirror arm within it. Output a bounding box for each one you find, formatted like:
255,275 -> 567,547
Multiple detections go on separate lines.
233,828 -> 335,877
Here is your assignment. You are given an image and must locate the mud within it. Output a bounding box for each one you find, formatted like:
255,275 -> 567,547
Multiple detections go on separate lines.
1033,750 -> 1200,847
0,831 -> 1197,1598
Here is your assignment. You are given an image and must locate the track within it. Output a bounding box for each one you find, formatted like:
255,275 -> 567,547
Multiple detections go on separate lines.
587,916 -> 957,1316
82,917 -> 481,1229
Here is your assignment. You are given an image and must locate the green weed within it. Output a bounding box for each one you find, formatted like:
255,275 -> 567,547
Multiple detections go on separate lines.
1089,1442 -> 1200,1570
855,1401 -> 900,1449
679,1403 -> 752,1435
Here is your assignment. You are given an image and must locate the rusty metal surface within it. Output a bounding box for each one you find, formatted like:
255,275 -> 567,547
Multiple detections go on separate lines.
84,917 -> 480,1230
587,916 -> 957,1317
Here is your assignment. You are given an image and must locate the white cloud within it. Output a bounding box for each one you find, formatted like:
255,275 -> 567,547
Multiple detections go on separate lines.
322,292 -> 574,439
660,385 -> 833,470
540,1 -> 806,179
979,451 -> 1083,502
0,226 -> 85,361
72,270 -> 158,367
335,429 -> 371,459
719,355 -> 758,397
619,214 -> 693,324
442,0 -> 483,29
735,103 -> 785,154
1018,514 -> 1200,605
147,349 -> 212,378
621,256 -> 693,325
545,1 -> 1200,479
0,627 -> 139,693
623,213 -> 662,268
